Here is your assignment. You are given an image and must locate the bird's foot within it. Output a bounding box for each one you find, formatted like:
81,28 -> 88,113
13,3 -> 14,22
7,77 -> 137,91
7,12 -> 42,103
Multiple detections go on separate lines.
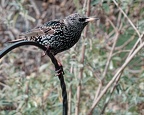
42,46 -> 50,57
55,62 -> 64,76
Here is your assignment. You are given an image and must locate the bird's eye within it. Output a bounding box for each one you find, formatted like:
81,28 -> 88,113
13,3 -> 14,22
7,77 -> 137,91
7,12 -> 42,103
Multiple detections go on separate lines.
71,18 -> 75,21
79,18 -> 86,22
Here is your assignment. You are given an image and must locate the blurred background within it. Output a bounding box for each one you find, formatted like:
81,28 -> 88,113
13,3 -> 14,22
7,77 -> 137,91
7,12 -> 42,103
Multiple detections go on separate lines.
0,0 -> 144,115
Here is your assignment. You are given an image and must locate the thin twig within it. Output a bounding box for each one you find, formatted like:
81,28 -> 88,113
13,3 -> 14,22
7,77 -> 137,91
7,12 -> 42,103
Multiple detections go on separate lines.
52,0 -> 56,20
127,32 -> 144,58
37,10 -> 48,25
86,64 -> 102,105
30,0 -> 40,18
100,73 -> 122,114
106,32 -> 136,51
112,50 -> 130,57
101,32 -> 119,80
101,10 -> 122,80
112,0 -> 141,37
68,65 -> 73,115
75,0 -> 91,115
92,83 -> 102,107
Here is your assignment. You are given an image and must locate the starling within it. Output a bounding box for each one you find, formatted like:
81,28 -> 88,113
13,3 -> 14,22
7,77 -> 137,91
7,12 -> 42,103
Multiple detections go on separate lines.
11,13 -> 99,55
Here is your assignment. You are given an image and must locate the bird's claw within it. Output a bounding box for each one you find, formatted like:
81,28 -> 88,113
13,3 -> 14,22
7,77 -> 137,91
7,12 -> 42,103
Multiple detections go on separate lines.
55,66 -> 64,76
42,46 -> 50,57
41,51 -> 47,57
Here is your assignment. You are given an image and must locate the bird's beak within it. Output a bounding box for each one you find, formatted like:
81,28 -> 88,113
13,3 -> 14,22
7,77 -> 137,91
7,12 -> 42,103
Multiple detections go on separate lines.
85,17 -> 99,22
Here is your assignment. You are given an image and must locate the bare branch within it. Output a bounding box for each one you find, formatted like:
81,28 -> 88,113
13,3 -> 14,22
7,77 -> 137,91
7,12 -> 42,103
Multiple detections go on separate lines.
127,32 -> 144,58
30,0 -> 40,18
101,32 -> 119,80
75,0 -> 91,114
112,0 -> 141,37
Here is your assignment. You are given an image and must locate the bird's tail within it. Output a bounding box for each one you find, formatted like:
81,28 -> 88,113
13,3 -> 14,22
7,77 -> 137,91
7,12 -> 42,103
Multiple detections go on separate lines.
8,38 -> 26,43
8,33 -> 28,43
8,29 -> 40,43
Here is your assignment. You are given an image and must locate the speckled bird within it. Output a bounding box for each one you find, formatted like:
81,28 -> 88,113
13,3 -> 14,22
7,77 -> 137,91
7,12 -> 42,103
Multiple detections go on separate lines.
12,13 -> 99,55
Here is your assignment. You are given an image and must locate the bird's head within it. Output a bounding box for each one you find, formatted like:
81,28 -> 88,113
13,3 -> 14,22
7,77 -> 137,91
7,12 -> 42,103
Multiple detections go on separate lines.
64,13 -> 99,30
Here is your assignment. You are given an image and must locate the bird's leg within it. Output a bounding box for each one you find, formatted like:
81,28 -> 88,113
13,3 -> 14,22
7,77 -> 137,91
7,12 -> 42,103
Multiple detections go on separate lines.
55,61 -> 64,76
42,46 -> 50,57
42,47 -> 64,75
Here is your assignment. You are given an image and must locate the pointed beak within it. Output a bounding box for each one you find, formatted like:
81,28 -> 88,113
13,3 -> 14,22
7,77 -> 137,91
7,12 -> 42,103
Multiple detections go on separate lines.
85,17 -> 99,22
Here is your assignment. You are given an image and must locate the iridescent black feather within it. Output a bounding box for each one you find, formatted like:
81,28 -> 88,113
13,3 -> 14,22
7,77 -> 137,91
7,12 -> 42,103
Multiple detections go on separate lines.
12,13 -> 98,55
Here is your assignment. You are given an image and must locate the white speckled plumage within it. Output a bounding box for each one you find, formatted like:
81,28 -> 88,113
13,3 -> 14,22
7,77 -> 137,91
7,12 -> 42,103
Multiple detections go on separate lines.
13,13 -> 98,55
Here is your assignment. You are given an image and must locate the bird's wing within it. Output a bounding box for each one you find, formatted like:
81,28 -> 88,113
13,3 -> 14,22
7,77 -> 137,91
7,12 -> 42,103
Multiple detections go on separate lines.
21,19 -> 65,37
9,19 -> 65,43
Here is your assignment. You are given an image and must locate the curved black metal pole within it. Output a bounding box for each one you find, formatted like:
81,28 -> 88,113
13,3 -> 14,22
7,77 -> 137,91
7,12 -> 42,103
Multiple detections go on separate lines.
0,41 -> 68,115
